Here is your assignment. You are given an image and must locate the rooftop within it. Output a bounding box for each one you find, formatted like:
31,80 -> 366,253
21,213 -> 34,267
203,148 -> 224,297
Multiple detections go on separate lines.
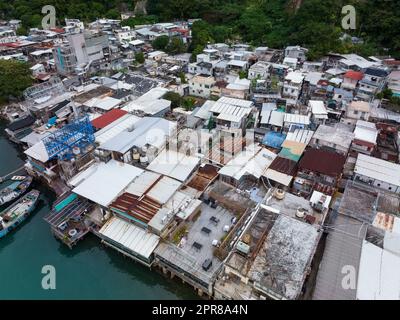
70,159 -> 143,207
354,153 -> 400,187
249,214 -> 320,300
298,148 -> 346,177
99,216 -> 160,260
99,117 -> 176,154
147,149 -> 200,182
312,124 -> 354,150
91,109 -> 128,130
313,214 -> 367,300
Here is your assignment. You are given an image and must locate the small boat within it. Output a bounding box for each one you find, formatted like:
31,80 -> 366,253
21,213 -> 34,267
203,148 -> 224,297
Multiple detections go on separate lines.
0,189 -> 40,238
0,176 -> 33,206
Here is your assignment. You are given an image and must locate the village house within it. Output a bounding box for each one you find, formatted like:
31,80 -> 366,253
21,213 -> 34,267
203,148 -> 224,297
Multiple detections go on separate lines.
309,123 -> 354,156
282,71 -> 304,101
188,75 -> 216,98
293,148 -> 346,197
341,70 -> 363,91
342,100 -> 371,126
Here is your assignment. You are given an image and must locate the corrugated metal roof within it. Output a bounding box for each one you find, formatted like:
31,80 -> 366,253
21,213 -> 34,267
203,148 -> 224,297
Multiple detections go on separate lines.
217,96 -> 253,108
99,217 -> 160,259
71,160 -> 143,207
354,154 -> 400,187
285,129 -> 314,144
147,150 -> 200,182
299,148 -> 345,177
218,144 -> 276,181
99,117 -> 177,154
91,109 -> 128,129
284,113 -> 310,125
95,114 -> 141,144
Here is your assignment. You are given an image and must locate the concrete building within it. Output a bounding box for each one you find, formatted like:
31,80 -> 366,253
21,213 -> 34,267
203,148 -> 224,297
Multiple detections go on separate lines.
189,75 -> 216,98
354,154 -> 400,193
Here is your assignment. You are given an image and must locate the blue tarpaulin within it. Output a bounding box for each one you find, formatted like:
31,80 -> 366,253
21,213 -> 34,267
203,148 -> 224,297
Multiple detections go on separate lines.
262,131 -> 286,149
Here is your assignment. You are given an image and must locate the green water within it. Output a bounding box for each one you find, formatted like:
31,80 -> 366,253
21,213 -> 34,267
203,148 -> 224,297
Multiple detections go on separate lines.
0,121 -> 197,300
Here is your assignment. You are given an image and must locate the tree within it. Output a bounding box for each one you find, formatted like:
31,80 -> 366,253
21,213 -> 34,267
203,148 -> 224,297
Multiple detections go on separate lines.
238,70 -> 248,79
105,9 -> 120,19
165,37 -> 186,55
152,35 -> 169,51
163,91 -> 182,109
0,60 -> 33,104
182,97 -> 196,111
134,52 -> 145,64
178,72 -> 187,84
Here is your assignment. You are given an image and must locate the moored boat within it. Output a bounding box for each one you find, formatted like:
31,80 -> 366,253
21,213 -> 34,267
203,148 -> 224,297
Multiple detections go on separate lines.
0,189 -> 40,238
0,176 -> 33,206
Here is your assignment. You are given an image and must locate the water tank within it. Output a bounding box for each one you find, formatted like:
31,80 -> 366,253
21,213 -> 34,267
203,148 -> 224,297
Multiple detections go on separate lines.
140,155 -> 148,163
296,207 -> 306,218
274,188 -> 285,200
132,149 -> 140,161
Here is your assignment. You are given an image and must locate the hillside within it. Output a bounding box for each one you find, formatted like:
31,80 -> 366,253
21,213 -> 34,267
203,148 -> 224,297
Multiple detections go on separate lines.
0,0 -> 399,59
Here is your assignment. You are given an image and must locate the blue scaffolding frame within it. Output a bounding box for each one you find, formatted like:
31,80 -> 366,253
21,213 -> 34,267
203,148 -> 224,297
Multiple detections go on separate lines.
43,115 -> 95,160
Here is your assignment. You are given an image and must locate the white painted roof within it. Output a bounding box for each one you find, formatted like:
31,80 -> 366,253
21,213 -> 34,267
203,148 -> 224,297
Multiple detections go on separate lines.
357,240 -> 400,300
84,96 -> 122,111
269,110 -> 285,127
122,87 -> 171,115
210,100 -> 252,122
285,71 -> 304,83
147,149 -> 200,182
354,121 -> 378,144
284,113 -> 310,125
354,154 -> 400,187
125,171 -> 181,204
24,141 -> 49,163
129,39 -> 144,46
71,160 -> 143,207
227,59 -> 247,67
310,191 -> 332,209
218,144 -> 276,181
99,217 -> 160,259
99,117 -> 176,153
194,100 -> 215,120
285,129 -> 314,144
95,114 -> 141,144
309,100 -> 328,115
263,169 -> 293,186
217,96 -> 253,108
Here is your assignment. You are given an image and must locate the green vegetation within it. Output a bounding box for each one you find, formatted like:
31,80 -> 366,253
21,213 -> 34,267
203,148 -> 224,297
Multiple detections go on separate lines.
152,35 -> 169,51
148,0 -> 400,59
134,51 -> 145,64
182,96 -> 195,111
1,0 -> 399,59
163,91 -> 197,111
163,91 -> 181,109
172,224 -> 187,245
0,60 -> 33,104
377,88 -> 400,111
153,35 -> 187,55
